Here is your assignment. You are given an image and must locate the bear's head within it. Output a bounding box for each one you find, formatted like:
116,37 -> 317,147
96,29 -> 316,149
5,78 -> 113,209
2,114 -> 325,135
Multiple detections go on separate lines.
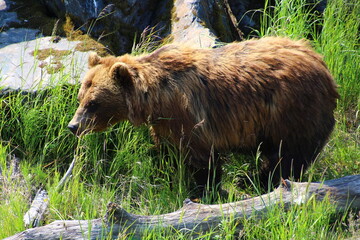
68,52 -> 134,136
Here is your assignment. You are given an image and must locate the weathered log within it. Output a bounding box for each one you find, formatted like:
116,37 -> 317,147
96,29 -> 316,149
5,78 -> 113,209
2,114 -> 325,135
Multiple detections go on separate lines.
55,156 -> 77,192
22,156 -> 77,227
6,175 -> 360,240
23,189 -> 49,228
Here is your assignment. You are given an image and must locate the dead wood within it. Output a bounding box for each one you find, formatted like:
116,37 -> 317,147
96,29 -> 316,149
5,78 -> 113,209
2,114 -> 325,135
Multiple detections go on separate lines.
23,189 -> 49,228
6,175 -> 360,240
222,0 -> 244,41
55,156 -> 77,192
22,156 -> 77,228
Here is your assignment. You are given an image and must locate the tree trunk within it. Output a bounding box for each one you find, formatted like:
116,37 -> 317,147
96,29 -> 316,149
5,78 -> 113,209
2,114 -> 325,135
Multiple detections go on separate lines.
5,175 -> 360,240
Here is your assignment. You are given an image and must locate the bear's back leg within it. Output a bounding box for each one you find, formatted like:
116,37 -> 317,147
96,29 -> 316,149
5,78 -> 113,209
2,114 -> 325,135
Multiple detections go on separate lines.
259,142 -> 323,188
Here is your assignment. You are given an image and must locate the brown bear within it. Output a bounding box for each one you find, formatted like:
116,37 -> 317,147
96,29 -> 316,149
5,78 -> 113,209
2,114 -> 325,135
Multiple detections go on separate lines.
68,37 -> 339,190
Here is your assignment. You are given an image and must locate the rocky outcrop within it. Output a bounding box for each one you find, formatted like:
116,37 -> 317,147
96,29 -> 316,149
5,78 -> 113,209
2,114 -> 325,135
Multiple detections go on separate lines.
171,0 -> 242,48
0,37 -> 90,90
0,0 -> 109,91
0,0 -> 328,91
0,0 -> 41,47
2,0 -> 328,55
37,0 -> 172,54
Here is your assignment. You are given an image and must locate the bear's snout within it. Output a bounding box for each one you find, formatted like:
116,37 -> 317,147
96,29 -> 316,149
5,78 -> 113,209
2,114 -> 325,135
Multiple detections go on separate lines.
68,123 -> 79,135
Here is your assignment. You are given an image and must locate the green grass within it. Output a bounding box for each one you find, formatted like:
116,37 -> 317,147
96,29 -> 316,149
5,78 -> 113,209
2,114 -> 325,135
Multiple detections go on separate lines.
239,197 -> 344,240
0,0 -> 359,238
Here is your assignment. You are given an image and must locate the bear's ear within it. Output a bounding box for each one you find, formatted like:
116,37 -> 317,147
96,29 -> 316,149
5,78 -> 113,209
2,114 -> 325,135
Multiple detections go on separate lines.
88,52 -> 101,68
110,62 -> 133,89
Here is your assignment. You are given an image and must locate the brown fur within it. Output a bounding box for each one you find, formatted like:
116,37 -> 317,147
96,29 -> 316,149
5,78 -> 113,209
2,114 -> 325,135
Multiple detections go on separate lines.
69,37 -> 339,188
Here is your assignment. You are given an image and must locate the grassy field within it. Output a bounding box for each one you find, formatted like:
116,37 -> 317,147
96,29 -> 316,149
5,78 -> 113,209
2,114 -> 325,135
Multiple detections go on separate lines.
0,0 -> 359,239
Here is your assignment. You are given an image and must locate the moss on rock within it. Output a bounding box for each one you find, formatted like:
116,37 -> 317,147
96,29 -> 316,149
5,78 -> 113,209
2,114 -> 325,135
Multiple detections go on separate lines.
62,16 -> 109,56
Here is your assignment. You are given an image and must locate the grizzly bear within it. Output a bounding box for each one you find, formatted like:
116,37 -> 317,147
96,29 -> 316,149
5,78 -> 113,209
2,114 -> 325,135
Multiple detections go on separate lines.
68,37 -> 339,190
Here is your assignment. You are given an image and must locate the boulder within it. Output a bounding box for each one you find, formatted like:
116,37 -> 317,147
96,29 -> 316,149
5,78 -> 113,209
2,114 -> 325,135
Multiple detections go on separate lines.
4,0 -> 328,55
0,0 -> 41,48
39,0 -> 171,54
171,0 -> 243,48
0,37 -> 90,91
0,28 -> 40,48
0,0 -> 329,92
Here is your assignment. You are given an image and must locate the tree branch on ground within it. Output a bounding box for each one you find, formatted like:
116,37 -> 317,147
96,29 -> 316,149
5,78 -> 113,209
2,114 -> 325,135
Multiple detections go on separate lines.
6,175 -> 360,240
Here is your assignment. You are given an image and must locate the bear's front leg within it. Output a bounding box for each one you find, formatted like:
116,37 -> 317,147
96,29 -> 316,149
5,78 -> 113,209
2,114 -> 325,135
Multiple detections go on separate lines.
186,149 -> 223,199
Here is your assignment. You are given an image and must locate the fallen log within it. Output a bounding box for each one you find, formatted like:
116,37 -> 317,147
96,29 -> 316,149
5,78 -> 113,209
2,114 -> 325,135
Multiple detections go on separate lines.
22,156 -> 77,228
6,175 -> 360,240
23,189 -> 49,228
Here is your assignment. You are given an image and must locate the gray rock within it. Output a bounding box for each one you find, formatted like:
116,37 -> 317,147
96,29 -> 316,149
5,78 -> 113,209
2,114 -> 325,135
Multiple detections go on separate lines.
40,0 -> 104,22
0,0 -> 10,11
38,0 -> 65,18
0,0 -> 22,29
39,0 -> 170,54
0,37 -> 89,91
0,11 -> 21,27
172,0 -> 218,48
172,0 -> 240,48
0,28 -> 40,48
0,0 -> 41,47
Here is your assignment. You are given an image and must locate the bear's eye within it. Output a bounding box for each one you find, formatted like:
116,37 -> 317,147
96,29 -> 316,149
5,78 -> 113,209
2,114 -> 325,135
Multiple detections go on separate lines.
86,100 -> 99,112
